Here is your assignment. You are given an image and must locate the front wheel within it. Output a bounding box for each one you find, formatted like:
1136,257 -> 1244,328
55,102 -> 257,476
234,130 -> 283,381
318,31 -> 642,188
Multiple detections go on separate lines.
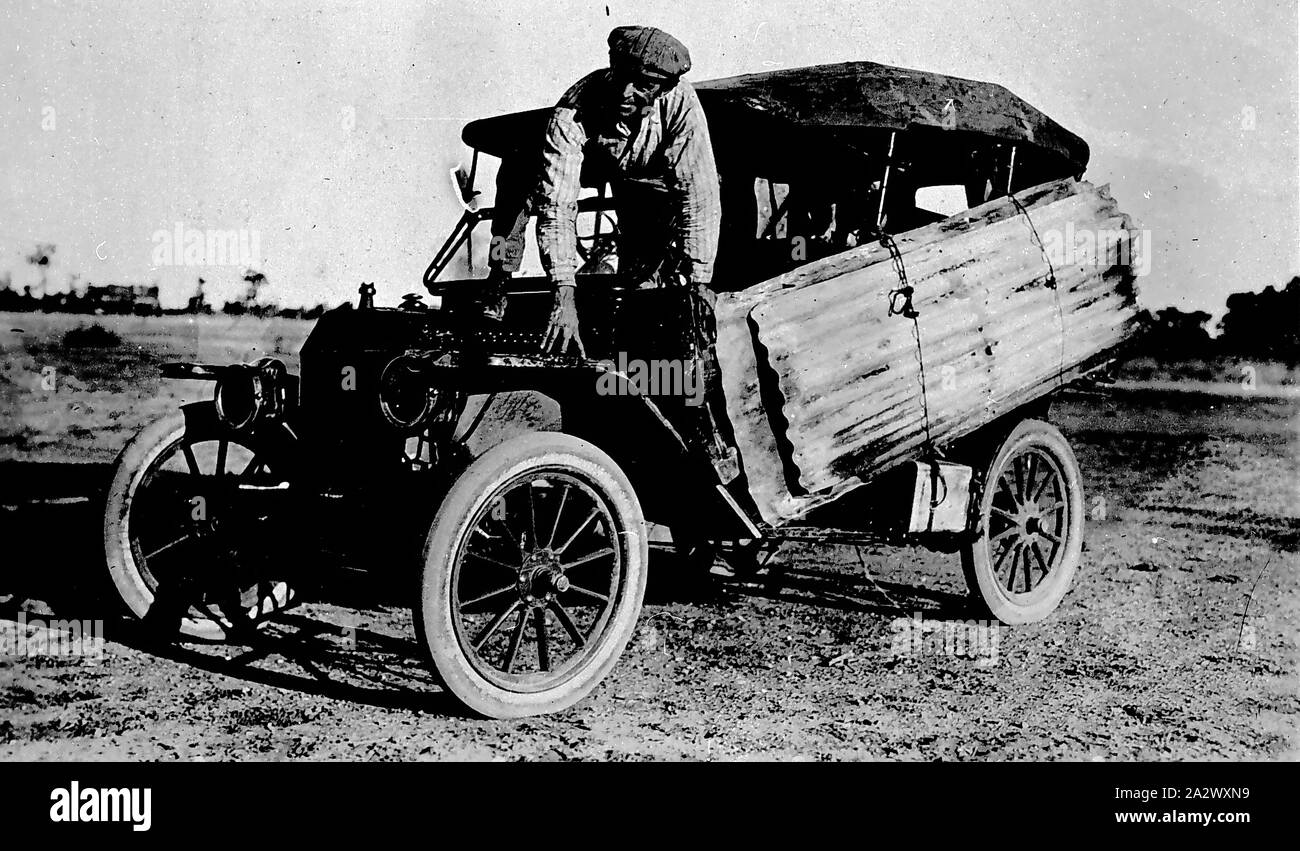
416,432 -> 648,718
961,419 -> 1084,625
103,409 -> 297,641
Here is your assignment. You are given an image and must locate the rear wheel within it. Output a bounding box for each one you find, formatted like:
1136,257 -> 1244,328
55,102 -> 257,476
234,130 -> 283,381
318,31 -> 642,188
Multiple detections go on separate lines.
961,419 -> 1083,624
417,432 -> 648,718
103,411 -> 297,641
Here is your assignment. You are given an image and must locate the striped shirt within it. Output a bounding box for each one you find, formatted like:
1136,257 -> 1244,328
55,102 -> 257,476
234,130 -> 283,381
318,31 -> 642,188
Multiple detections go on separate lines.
536,69 -> 721,286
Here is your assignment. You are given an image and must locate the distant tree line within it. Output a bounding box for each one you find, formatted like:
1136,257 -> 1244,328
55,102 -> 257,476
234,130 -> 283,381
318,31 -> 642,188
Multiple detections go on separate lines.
0,264 -> 337,320
2,237 -> 1296,361
1137,276 -> 1299,364
0,283 -> 334,320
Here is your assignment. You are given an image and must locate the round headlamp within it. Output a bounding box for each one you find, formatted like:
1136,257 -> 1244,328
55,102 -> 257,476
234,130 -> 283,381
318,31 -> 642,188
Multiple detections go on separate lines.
378,354 -> 433,432
214,358 -> 288,431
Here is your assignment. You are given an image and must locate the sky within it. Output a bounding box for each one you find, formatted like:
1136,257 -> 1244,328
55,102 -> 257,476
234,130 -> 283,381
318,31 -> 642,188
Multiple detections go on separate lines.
1,0 -> 1297,323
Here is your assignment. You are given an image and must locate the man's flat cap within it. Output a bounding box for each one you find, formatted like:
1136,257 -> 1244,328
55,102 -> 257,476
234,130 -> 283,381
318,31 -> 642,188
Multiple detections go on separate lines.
607,25 -> 691,80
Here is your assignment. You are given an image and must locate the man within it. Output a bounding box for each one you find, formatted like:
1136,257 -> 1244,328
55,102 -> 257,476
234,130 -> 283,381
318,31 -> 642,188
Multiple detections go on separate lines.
484,25 -> 722,356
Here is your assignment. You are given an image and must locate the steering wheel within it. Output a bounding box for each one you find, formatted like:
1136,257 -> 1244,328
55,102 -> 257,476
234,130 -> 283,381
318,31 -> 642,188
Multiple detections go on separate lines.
576,211 -> 620,263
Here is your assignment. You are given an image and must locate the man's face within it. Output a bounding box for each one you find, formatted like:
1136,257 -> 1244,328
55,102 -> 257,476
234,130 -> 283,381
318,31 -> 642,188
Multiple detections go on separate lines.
610,63 -> 667,118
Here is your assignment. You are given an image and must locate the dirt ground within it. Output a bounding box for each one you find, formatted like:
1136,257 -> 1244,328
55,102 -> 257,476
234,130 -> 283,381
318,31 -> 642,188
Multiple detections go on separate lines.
1,312 -> 1296,760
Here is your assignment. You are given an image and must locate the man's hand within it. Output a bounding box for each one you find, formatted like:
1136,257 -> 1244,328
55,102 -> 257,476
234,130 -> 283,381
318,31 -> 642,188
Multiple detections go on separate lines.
542,284 -> 586,356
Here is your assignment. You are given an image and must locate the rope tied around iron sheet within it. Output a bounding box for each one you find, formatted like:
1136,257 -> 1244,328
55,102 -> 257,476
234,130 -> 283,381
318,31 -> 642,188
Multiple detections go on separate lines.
1008,192 -> 1067,389
880,232 -> 945,512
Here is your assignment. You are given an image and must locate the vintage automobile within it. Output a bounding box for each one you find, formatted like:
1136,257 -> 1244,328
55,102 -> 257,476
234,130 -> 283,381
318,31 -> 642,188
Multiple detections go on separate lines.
103,61 -> 1142,718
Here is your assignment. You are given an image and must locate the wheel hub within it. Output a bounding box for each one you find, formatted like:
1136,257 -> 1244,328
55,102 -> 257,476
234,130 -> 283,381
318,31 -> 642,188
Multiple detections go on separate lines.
517,549 -> 566,605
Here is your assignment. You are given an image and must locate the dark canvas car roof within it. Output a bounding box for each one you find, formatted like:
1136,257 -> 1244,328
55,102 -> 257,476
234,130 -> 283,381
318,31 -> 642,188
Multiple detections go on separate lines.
461,60 -> 1089,180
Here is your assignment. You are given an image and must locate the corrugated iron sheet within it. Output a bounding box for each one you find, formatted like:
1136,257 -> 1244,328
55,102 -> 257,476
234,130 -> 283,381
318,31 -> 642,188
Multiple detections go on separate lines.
716,178 -> 1141,525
